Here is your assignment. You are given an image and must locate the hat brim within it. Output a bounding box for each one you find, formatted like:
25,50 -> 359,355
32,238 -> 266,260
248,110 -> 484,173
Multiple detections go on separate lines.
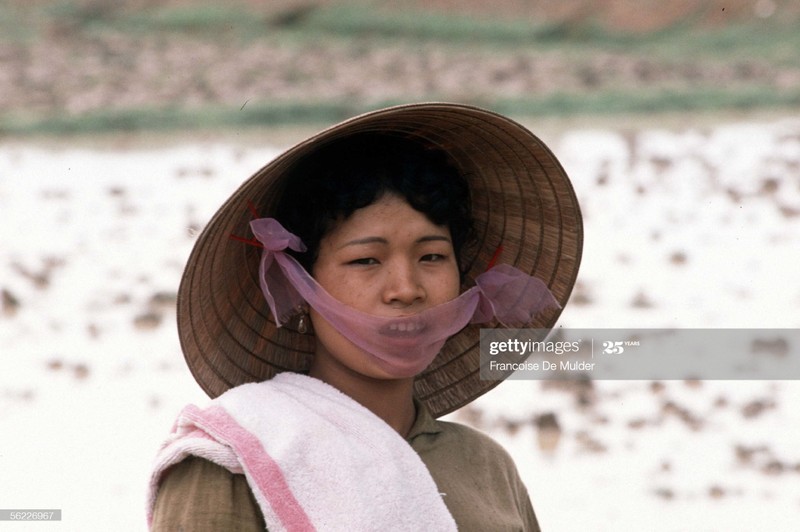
177,102 -> 583,417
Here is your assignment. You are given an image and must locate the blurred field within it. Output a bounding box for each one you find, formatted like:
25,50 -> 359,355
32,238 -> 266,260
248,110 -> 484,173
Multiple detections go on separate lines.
1,0 -> 799,135
2,110 -> 799,532
3,2 -> 800,530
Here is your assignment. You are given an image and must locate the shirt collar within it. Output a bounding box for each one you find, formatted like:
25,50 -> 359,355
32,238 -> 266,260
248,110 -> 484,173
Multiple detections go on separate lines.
407,398 -> 444,440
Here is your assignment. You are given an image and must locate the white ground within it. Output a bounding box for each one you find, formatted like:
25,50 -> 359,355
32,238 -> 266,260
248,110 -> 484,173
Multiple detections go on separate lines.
2,115 -> 799,531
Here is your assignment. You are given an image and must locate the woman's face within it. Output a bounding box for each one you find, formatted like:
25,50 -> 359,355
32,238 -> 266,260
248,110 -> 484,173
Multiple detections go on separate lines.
309,193 -> 461,380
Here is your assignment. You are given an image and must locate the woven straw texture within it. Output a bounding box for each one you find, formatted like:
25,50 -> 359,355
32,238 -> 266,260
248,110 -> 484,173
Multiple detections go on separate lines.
177,103 -> 583,417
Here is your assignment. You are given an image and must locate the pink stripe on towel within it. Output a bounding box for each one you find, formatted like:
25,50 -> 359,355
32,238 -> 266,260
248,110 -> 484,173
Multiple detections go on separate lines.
183,405 -> 315,532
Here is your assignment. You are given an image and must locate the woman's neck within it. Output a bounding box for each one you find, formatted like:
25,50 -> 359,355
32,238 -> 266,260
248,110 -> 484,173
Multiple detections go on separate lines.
308,358 -> 417,437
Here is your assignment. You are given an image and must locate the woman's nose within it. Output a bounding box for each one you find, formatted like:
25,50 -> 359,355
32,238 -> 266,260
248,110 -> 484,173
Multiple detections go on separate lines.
382,262 -> 426,306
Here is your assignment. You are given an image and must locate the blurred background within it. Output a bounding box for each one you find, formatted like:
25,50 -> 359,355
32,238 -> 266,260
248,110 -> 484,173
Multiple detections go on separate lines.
1,1 -> 799,530
2,0 -> 800,135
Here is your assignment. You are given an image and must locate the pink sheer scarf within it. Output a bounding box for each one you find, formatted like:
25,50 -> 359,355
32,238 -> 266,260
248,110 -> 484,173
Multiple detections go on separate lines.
250,218 -> 559,377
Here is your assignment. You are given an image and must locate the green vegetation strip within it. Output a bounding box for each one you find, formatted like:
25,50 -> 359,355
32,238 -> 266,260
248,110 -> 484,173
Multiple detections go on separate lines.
4,88 -> 799,137
0,103 -> 356,136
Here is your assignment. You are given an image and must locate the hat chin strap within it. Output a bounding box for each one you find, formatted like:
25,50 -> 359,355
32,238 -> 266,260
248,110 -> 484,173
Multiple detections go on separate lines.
250,218 -> 560,378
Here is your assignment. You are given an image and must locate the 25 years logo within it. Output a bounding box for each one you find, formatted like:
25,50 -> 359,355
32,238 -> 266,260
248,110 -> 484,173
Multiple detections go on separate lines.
602,341 -> 625,354
601,339 -> 640,355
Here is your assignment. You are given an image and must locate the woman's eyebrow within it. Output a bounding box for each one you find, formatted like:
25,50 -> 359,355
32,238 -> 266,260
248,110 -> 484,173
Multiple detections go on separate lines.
417,235 -> 452,244
338,236 -> 388,249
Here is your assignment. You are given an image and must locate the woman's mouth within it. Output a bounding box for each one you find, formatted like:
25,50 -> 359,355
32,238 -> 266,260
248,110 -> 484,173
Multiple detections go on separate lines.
381,319 -> 426,337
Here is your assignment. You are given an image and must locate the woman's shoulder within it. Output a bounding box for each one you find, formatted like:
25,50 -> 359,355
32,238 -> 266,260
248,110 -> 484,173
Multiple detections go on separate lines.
151,457 -> 264,531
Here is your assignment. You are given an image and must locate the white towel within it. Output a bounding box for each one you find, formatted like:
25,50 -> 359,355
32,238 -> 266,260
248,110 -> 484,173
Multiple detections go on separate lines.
147,373 -> 457,531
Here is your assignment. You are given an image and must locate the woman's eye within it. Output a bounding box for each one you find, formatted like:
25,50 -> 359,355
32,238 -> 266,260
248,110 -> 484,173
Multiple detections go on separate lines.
349,257 -> 379,266
421,254 -> 446,262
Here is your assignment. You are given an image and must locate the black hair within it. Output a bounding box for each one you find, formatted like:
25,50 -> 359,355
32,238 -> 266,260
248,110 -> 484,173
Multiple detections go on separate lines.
274,133 -> 475,276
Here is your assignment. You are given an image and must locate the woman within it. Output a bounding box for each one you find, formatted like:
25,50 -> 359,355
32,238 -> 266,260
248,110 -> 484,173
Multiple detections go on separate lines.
148,103 -> 582,531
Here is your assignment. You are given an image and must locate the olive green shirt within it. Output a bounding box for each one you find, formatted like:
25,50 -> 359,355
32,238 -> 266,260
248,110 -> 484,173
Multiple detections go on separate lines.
151,403 -> 540,531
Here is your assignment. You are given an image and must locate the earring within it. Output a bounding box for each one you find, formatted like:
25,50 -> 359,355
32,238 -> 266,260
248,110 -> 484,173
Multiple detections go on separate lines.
297,313 -> 308,334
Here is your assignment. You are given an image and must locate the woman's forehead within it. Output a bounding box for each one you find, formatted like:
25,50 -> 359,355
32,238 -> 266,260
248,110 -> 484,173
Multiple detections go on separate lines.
323,195 -> 451,244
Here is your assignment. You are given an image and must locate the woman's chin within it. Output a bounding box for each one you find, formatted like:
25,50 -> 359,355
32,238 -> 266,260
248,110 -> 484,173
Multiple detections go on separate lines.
369,353 -> 431,380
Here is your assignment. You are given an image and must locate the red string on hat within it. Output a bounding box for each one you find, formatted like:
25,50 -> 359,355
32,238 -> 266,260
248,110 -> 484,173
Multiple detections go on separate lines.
486,245 -> 503,271
229,201 -> 266,248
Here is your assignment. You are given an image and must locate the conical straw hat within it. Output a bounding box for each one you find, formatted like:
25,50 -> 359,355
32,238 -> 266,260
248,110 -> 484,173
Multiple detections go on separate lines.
178,102 -> 583,417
